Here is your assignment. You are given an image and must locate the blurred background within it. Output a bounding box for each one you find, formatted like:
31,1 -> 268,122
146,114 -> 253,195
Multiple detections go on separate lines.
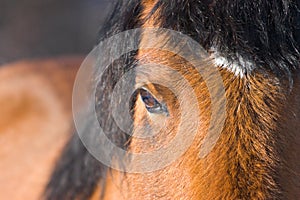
0,0 -> 111,65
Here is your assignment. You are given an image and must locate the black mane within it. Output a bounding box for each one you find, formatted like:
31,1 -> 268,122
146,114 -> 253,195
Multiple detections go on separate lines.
45,0 -> 300,199
148,0 -> 300,77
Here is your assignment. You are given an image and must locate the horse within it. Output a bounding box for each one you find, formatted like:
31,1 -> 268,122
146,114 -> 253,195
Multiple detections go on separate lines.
1,0 -> 299,199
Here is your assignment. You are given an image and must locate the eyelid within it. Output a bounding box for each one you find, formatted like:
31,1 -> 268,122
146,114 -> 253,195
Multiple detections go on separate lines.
140,86 -> 164,102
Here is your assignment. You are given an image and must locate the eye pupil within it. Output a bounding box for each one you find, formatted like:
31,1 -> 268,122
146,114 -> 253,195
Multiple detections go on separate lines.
140,89 -> 159,108
141,93 -> 157,108
139,88 -> 167,114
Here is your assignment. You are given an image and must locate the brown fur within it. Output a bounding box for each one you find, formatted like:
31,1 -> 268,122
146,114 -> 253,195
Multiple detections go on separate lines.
103,49 -> 300,200
0,57 -> 81,200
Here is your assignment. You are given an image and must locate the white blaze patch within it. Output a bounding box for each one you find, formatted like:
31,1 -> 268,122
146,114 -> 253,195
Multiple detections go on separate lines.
211,50 -> 256,78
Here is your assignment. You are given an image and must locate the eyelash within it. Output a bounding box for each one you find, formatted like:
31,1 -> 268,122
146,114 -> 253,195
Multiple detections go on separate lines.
139,88 -> 168,114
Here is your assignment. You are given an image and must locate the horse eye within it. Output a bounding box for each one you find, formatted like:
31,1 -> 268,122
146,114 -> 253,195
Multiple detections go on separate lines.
139,88 -> 168,114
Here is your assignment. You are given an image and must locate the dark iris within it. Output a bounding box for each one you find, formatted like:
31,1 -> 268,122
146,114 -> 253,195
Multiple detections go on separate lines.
139,88 -> 168,114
